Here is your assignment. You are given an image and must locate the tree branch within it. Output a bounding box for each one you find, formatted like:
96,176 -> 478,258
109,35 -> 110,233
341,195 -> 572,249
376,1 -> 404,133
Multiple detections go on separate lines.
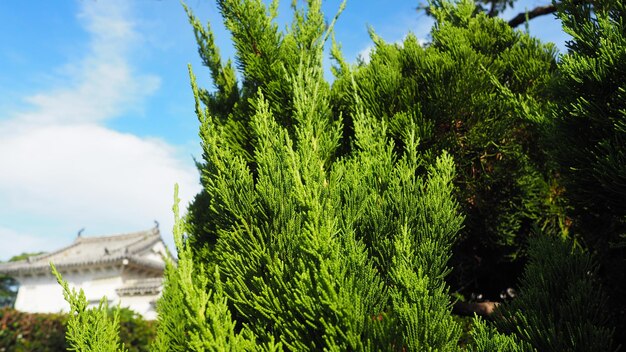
453,300 -> 501,316
488,0 -> 498,17
508,3 -> 558,28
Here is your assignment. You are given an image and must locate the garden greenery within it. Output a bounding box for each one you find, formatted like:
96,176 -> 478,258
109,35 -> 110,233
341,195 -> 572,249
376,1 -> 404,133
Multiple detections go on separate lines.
51,0 -> 624,350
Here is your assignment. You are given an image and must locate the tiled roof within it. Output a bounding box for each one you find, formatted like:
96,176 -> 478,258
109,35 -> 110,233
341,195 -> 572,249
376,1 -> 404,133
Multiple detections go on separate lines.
0,227 -> 166,275
116,278 -> 163,296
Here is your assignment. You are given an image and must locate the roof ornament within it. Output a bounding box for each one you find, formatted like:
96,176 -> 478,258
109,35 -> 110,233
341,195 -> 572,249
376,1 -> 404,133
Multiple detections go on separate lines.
154,220 -> 159,230
77,228 -> 85,237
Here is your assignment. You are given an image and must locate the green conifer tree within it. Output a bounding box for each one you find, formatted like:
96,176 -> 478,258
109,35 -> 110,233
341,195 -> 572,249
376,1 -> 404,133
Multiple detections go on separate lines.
331,0 -> 565,299
51,264 -> 127,352
492,235 -> 614,351
550,0 -> 626,343
469,316 -> 531,352
51,0 -> 623,350
182,0 -> 466,349
152,185 -> 260,351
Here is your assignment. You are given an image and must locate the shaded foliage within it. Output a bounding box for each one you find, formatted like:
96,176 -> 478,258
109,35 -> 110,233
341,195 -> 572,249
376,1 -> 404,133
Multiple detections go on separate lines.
333,0 -> 566,300
0,308 -> 67,352
494,236 -> 614,351
0,307 -> 155,352
550,0 -> 626,344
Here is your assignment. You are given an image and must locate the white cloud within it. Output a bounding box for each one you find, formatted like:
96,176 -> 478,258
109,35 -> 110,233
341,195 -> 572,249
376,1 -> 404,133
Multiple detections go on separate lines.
352,10 -> 433,65
0,0 -> 200,259
19,0 -> 160,125
0,123 -> 198,228
357,44 -> 374,64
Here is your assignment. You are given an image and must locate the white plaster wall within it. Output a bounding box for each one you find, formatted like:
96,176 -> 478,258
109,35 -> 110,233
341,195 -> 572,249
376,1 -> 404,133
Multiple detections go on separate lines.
14,275 -> 67,313
14,268 -> 123,313
119,294 -> 159,320
83,273 -> 124,307
14,268 -> 160,320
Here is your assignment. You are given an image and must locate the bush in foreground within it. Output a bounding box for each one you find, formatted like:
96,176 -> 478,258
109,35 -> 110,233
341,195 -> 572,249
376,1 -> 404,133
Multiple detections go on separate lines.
0,306 -> 155,352
49,0 -> 621,350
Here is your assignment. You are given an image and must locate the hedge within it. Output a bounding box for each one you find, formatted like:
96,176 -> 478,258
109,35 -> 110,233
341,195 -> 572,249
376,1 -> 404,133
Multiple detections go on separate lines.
0,307 -> 155,352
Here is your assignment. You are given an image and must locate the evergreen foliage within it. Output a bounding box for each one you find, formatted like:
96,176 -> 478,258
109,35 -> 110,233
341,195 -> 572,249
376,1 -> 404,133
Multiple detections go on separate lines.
152,185 -> 259,351
184,0 -> 347,260
388,224 -> 461,351
48,0 -> 625,350
151,257 -> 187,352
469,317 -> 531,352
183,0 -> 466,349
552,0 -> 626,247
493,235 -> 614,351
550,0 -> 626,343
50,263 -> 127,352
332,0 -> 565,297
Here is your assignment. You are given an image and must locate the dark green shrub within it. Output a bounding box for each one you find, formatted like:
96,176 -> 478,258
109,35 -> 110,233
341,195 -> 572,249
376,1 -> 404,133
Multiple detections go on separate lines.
116,308 -> 156,352
549,0 -> 626,344
0,307 -> 155,352
0,308 -> 67,352
331,0 -> 566,299
493,235 -> 614,351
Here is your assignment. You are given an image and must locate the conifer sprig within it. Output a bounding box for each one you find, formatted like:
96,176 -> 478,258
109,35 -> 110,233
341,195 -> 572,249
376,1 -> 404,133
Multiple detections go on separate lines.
152,184 -> 260,351
51,263 -> 127,352
494,235 -> 614,351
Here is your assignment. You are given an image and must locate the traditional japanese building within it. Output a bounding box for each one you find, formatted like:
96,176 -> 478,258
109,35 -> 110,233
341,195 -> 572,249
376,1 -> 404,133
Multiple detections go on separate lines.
0,227 -> 167,320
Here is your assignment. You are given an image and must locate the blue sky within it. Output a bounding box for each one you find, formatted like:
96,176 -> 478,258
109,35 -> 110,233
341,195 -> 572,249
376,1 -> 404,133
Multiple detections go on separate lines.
0,0 -> 568,260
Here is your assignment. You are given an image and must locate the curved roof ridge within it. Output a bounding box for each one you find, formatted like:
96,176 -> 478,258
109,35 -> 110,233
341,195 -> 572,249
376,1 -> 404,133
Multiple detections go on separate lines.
0,226 -> 165,275
126,234 -> 162,255
27,227 -> 159,263
27,241 -> 82,263
75,227 -> 159,244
